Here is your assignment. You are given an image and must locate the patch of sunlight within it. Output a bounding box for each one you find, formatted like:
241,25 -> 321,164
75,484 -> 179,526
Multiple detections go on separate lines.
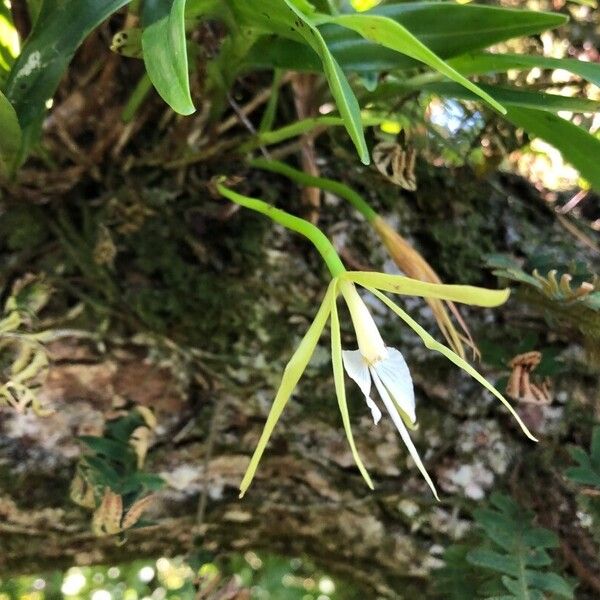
61,568 -> 87,596
351,0 -> 382,11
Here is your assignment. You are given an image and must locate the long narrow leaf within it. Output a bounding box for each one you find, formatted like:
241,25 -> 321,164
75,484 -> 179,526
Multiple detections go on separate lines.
246,3 -> 567,74
449,52 -> 600,88
230,0 -> 369,163
319,13 -> 505,114
420,81 -> 600,113
504,106 -> 600,192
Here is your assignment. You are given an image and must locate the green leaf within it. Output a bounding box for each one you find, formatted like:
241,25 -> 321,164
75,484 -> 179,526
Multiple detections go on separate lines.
142,0 -> 195,115
83,456 -> 121,487
230,0 -> 369,163
0,90 -> 21,177
526,571 -> 575,598
448,52 -> 600,88
503,106 -> 600,192
246,3 -> 567,73
79,436 -> 134,465
467,549 -> 520,577
420,82 -> 600,113
4,0 -> 131,162
357,3 -> 567,65
432,545 -> 483,600
318,13 -> 506,114
566,427 -> 600,488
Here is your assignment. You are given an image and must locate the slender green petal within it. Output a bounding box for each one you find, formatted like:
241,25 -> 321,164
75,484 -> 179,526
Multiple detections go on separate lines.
330,280 -> 374,489
343,272 -> 509,307
239,281 -> 337,497
362,286 -> 537,442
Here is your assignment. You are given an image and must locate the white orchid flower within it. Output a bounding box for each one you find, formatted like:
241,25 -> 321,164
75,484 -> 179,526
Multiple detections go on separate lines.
217,182 -> 536,500
237,271 -> 536,499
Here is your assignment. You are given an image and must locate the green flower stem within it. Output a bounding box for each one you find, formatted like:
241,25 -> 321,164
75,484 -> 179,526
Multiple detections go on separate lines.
240,115 -> 385,153
249,158 -> 377,222
217,183 -> 346,277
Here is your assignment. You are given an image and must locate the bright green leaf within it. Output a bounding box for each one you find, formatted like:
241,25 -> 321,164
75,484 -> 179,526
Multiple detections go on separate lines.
319,13 -> 506,113
246,3 -> 567,74
420,81 -> 600,113
230,0 -> 369,163
504,106 -> 600,193
142,0 -> 195,115
449,51 -> 600,88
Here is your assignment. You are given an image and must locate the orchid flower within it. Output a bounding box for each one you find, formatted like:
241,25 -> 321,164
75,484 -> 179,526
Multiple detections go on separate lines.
217,182 -> 537,499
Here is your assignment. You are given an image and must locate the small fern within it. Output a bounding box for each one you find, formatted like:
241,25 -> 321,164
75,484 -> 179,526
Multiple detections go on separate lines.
466,493 -> 574,600
433,545 -> 487,599
485,254 -> 600,364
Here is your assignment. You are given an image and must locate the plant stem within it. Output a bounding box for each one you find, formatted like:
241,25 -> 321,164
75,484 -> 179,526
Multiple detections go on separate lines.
216,183 -> 346,277
250,158 -> 377,222
240,115 -> 385,153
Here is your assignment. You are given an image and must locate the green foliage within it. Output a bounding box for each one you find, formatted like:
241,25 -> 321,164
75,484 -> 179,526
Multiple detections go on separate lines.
231,0 -> 370,163
433,545 -> 486,600
467,493 -> 574,599
565,427 -> 600,488
3,0 -> 130,166
565,427 -> 600,547
72,406 -> 164,537
247,3 -> 566,73
448,52 -> 600,88
433,494 -> 575,600
486,254 -> 600,361
141,0 -> 195,115
1,0 -> 599,191
503,107 -> 600,192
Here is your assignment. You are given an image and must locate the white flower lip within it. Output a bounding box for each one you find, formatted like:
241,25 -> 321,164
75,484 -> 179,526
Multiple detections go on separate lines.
342,346 -> 438,500
342,348 -> 416,426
